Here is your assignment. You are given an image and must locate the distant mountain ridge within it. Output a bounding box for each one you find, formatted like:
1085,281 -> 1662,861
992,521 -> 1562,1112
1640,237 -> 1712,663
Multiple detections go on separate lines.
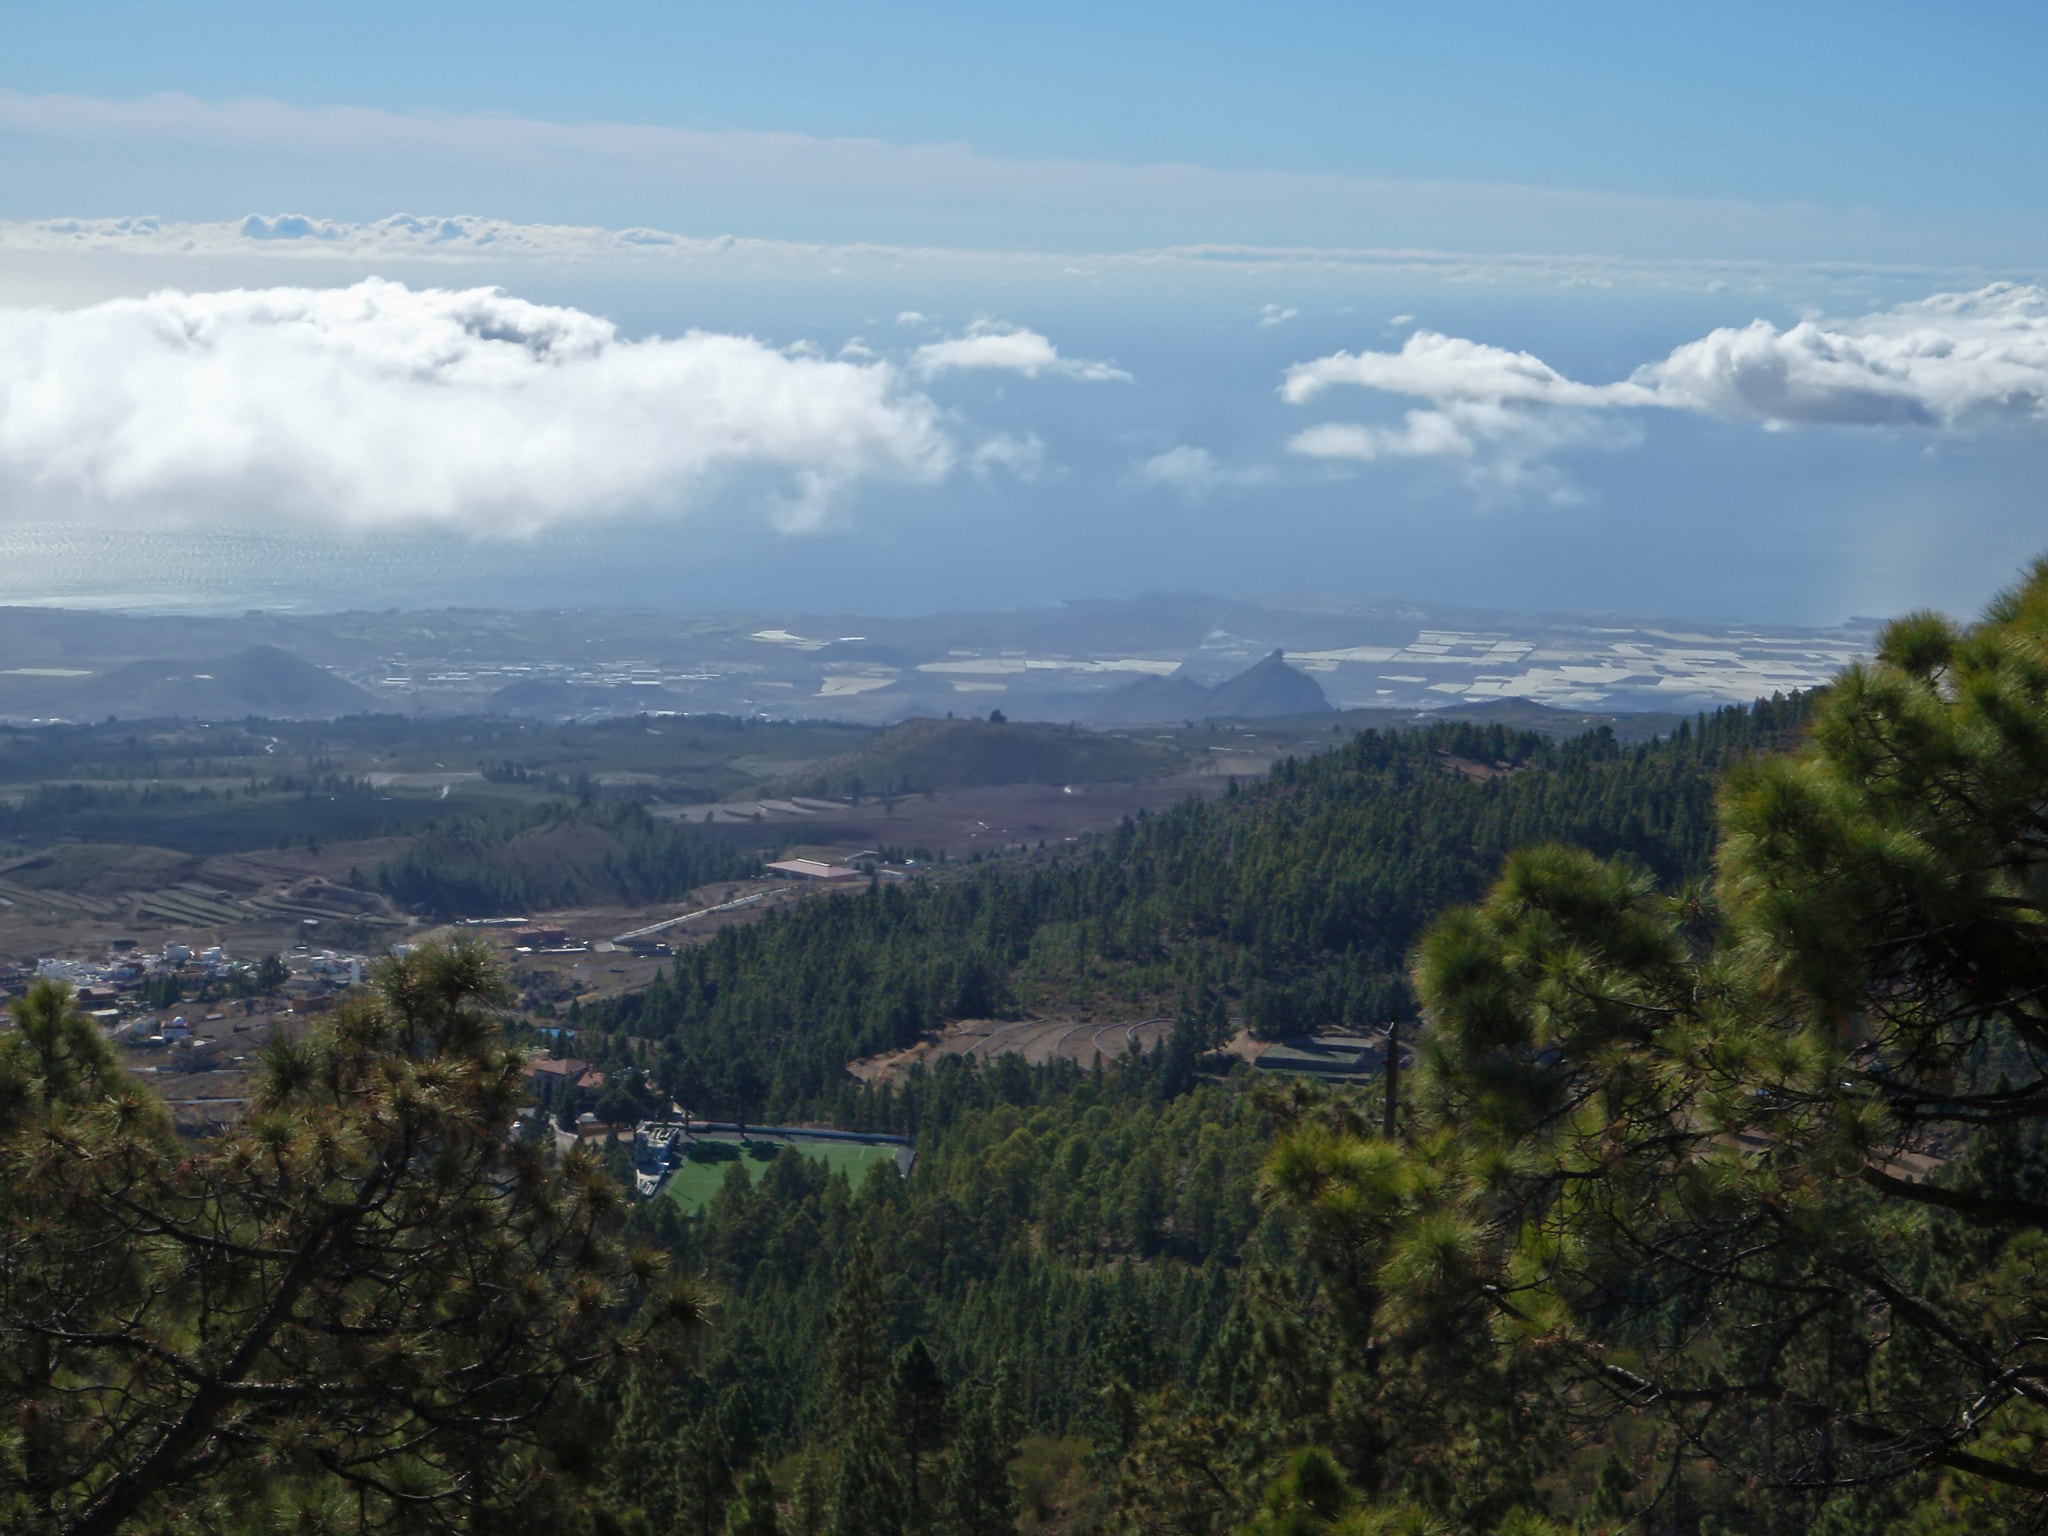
0,646 -> 375,722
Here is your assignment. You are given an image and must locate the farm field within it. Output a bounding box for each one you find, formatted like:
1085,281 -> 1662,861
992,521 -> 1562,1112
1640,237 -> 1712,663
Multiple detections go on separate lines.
663,773 -> 1240,863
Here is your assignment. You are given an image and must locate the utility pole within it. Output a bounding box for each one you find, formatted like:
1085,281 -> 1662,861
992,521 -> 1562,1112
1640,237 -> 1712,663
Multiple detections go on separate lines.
1383,1019 -> 1400,1139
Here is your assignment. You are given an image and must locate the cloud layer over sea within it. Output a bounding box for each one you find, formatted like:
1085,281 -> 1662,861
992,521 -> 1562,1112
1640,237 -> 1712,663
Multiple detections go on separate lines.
0,211 -> 2044,626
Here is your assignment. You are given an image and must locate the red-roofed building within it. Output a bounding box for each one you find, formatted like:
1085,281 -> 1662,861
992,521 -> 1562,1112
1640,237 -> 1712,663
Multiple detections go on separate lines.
521,1055 -> 589,1113
521,1055 -> 589,1082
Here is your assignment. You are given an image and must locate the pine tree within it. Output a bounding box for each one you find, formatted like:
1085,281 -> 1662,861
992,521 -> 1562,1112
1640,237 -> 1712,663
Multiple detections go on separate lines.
829,1406 -> 910,1536
608,1373 -> 686,1528
942,1365 -> 1019,1536
0,943 -> 707,1536
724,1458 -> 782,1536
889,1338 -> 950,1521
825,1238 -> 891,1436
787,1453 -> 831,1536
1254,559 -> 2048,1516
673,1388 -> 752,1536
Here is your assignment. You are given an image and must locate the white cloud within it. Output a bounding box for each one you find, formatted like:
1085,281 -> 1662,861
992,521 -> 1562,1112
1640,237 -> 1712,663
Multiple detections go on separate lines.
913,322 -> 1130,381
1289,405 -> 1625,505
1283,284 -> 2048,477
1258,304 -> 1298,329
0,213 -> 2012,305
1133,444 -> 1270,496
0,91 -> 2011,272
895,310 -> 928,325
8,212 -> 753,265
1283,330 -> 1648,409
1636,284 -> 2048,427
1137,445 -> 1224,490
0,278 -> 951,534
1289,414 -> 1482,461
969,432 -> 1046,479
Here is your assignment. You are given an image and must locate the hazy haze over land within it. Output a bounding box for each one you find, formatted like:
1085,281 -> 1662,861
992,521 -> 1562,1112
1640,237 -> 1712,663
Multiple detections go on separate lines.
0,595 -> 1874,723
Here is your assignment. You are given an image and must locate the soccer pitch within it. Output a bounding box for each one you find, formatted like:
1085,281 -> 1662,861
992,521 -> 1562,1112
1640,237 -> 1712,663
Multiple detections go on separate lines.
663,1134 -> 904,1213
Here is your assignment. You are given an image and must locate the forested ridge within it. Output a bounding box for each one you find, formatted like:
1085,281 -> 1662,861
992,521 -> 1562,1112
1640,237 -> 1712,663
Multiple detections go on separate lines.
584,698 -> 1808,1127
375,798 -> 759,918
555,696 -> 1836,1536
615,1045 -> 1270,1526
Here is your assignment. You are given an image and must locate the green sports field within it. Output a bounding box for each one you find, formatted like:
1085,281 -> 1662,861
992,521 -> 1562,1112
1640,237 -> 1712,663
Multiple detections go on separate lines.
662,1135 -> 903,1213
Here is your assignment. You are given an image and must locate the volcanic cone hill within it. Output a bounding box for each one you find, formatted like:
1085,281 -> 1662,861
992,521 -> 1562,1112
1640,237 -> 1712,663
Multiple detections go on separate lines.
1201,650 -> 1334,719
1084,650 -> 1332,723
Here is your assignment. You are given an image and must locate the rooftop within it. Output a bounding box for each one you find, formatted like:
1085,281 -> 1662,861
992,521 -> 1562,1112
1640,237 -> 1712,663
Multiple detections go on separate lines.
765,858 -> 862,881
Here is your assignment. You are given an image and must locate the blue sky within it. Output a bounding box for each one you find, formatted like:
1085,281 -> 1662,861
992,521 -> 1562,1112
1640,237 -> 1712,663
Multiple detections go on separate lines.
0,2 -> 2043,623
8,1 -> 2044,216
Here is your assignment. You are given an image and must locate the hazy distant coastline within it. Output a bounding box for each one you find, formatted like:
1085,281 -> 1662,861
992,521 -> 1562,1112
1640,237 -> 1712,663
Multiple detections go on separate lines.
0,591 -> 1874,724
